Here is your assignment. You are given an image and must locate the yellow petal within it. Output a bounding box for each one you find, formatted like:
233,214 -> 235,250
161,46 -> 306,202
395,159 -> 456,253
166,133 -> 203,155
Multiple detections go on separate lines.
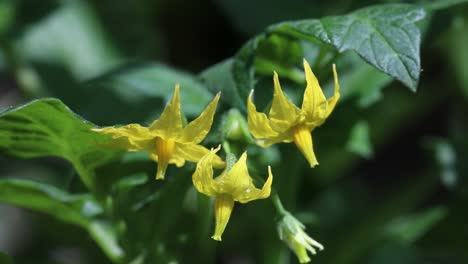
180,92 -> 220,144
291,125 -> 318,167
149,84 -> 183,138
259,131 -> 293,147
247,90 -> 279,139
212,194 -> 235,241
234,166 -> 273,203
174,142 -> 225,168
216,152 -> 252,193
92,124 -> 154,152
324,64 -> 340,118
149,153 -> 185,167
269,72 -> 301,126
301,59 -> 328,122
192,145 -> 221,196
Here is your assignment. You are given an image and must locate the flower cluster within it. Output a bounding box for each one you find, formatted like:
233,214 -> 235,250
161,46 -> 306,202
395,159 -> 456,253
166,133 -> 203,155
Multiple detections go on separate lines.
92,59 -> 339,262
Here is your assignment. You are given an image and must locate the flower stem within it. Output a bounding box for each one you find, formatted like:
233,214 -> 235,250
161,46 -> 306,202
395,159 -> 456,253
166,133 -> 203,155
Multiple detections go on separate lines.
271,191 -> 288,217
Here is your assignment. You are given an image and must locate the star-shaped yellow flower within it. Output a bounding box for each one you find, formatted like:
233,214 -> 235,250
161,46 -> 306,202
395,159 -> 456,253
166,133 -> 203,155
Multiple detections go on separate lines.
92,85 -> 225,180
192,146 -> 273,241
247,59 -> 340,167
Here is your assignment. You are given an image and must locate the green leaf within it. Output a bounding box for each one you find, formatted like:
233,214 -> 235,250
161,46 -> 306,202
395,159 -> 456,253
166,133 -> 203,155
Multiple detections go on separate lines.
385,207 -> 448,244
0,178 -> 101,227
270,4 -> 425,91
88,63 -> 213,118
334,53 -> 393,107
0,98 -> 120,189
18,1 -> 120,80
201,36 -> 263,111
0,0 -> 14,36
0,251 -> 13,264
346,120 -> 373,159
112,173 -> 148,193
424,138 -> 458,189
255,34 -> 304,83
0,178 -> 124,262
445,14 -> 468,99
424,0 -> 468,11
200,59 -> 247,111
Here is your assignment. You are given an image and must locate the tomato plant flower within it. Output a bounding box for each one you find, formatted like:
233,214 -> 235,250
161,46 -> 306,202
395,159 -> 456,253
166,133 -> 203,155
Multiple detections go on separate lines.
277,212 -> 324,263
247,59 -> 340,167
192,146 -> 273,241
92,85 -> 225,179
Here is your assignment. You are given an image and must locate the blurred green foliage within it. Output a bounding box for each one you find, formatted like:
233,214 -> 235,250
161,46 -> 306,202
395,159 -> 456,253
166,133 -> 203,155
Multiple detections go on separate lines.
1,0 -> 468,263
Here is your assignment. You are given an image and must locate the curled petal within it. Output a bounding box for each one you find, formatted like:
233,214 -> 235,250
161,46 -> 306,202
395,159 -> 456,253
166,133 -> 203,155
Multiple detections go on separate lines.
192,145 -> 222,196
234,166 -> 273,203
174,142 -> 225,168
92,124 -> 154,152
324,64 -> 340,118
247,90 -> 279,139
149,84 -> 183,138
269,72 -> 301,126
180,92 -> 221,144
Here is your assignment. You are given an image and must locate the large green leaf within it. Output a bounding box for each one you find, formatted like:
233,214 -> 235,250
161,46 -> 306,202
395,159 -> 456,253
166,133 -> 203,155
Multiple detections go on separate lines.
0,178 -> 124,262
270,4 -> 425,91
0,98 -> 120,189
202,4 -> 425,111
0,178 -> 100,227
18,1 -> 120,80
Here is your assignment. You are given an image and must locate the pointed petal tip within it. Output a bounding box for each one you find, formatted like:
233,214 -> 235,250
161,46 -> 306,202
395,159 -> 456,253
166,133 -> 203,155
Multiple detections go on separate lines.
213,144 -> 222,152
173,84 -> 181,99
213,91 -> 221,100
309,161 -> 319,168
155,163 -> 168,180
211,235 -> 222,241
238,151 -> 248,162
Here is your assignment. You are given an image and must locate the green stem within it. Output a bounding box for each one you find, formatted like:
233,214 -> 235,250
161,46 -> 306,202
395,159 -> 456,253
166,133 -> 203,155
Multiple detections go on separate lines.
251,173 -> 288,218
271,191 -> 288,217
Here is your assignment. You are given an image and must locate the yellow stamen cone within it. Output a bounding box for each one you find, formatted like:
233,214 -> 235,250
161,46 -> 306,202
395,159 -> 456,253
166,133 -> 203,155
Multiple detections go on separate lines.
212,194 -> 235,241
155,137 -> 175,180
292,126 -> 318,167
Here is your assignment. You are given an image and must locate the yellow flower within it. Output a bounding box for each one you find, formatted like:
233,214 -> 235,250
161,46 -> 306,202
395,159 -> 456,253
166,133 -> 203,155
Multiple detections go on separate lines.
247,59 -> 340,167
192,146 -> 273,241
92,85 -> 225,180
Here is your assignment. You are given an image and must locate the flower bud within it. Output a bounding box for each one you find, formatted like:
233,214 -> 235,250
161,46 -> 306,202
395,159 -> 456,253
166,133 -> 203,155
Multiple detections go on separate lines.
222,109 -> 252,142
277,212 -> 323,263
